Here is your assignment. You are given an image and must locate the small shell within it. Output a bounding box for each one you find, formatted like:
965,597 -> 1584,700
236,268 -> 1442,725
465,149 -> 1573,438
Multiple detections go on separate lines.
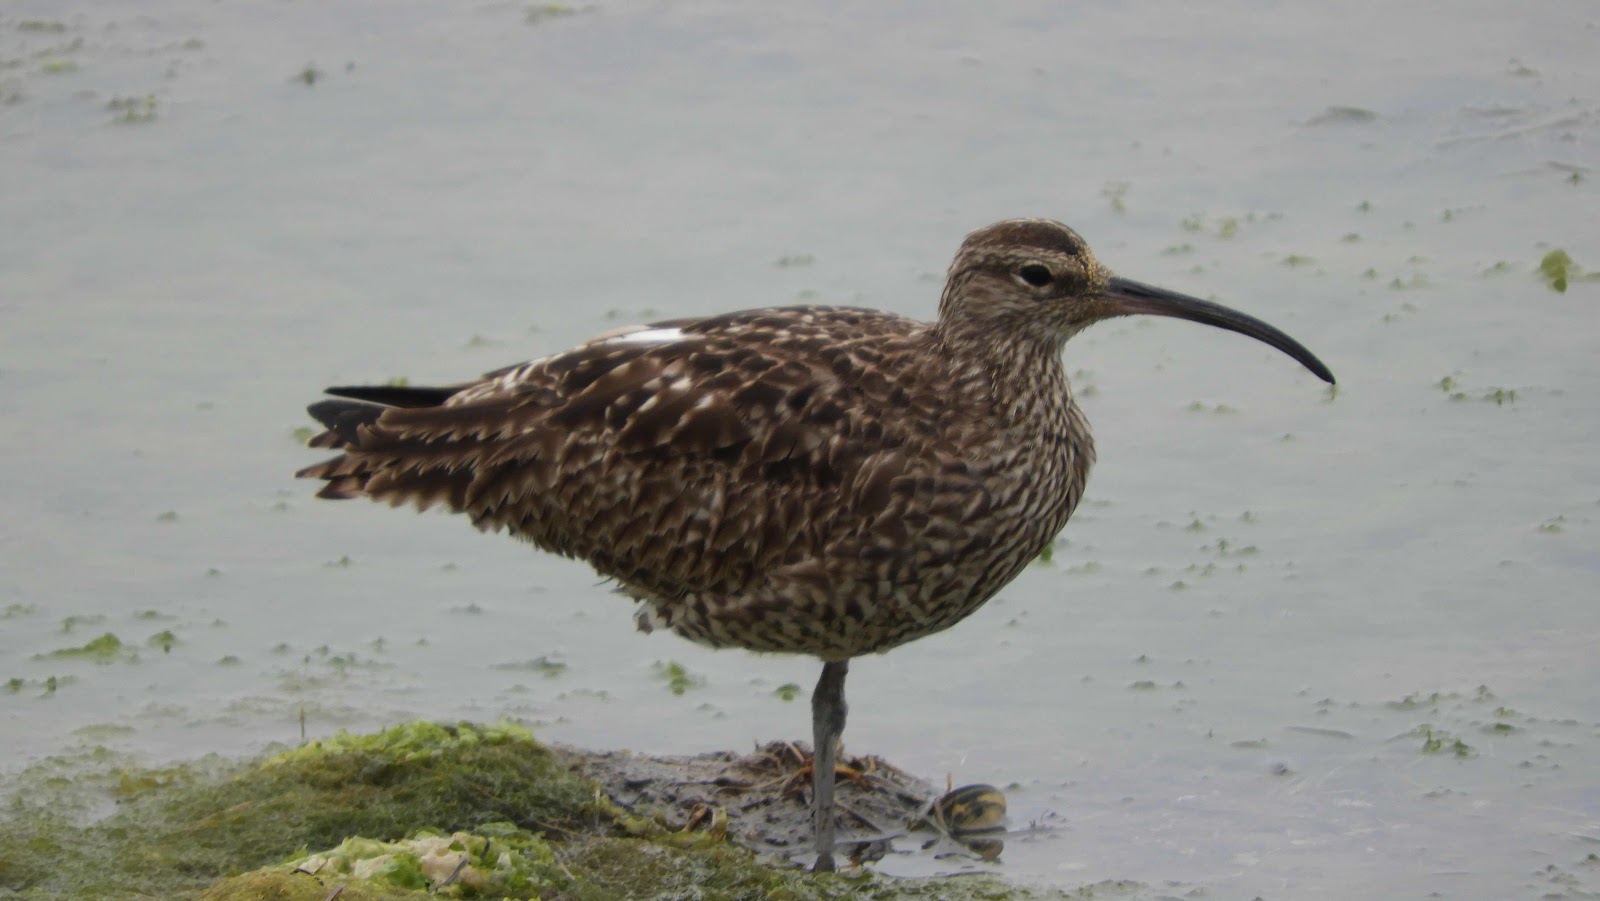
932,783 -> 1007,835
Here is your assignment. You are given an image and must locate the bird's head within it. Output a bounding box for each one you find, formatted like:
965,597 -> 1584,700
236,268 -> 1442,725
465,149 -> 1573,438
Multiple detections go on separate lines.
939,219 -> 1334,384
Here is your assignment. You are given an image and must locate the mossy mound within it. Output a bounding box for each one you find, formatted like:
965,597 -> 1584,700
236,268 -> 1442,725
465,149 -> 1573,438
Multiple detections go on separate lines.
200,825 -> 567,900
0,721 -> 597,900
0,720 -> 1135,900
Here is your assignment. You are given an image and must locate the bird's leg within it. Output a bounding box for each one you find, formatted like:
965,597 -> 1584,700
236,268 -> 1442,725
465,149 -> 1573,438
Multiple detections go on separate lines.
811,658 -> 849,873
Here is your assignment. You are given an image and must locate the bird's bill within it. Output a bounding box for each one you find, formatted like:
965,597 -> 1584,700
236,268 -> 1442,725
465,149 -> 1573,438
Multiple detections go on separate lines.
1103,277 -> 1336,384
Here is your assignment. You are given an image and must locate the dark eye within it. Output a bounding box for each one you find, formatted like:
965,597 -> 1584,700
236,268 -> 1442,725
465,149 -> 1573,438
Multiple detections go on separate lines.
1018,264 -> 1053,288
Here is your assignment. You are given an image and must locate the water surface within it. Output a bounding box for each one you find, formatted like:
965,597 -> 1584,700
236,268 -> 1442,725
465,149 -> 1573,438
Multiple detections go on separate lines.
2,2 -> 1597,898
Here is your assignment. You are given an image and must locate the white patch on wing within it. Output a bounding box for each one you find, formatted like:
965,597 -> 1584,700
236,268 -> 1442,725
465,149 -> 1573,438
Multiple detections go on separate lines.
602,327 -> 686,345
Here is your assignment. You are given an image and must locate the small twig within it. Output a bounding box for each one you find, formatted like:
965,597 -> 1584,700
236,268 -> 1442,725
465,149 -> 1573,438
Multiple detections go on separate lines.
834,798 -> 902,837
433,857 -> 470,891
528,817 -> 585,838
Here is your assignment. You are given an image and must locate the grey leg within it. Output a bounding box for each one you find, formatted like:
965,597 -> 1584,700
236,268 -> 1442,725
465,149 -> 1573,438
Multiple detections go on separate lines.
811,659 -> 849,873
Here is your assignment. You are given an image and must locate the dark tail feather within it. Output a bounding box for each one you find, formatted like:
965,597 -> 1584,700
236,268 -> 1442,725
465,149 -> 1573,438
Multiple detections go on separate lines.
326,385 -> 459,408
307,399 -> 387,447
299,384 -> 469,502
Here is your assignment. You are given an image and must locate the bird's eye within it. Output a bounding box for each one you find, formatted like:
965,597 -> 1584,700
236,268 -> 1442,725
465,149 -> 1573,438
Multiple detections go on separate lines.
1017,264 -> 1053,288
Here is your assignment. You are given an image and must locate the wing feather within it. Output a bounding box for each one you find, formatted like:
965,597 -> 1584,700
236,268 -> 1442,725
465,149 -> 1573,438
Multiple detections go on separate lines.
297,306 -> 941,597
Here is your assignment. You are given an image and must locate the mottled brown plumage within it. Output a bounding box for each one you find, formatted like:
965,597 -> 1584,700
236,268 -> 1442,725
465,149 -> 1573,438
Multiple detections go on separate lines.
297,219 -> 1334,869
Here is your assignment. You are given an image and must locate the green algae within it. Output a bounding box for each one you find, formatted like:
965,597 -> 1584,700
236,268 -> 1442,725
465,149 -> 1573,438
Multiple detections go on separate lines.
252,827 -> 565,898
652,659 -> 705,695
38,632 -> 128,663
1415,725 -> 1475,758
59,613 -> 107,633
107,94 -> 157,124
1537,249 -> 1600,292
0,721 -> 596,900
490,656 -> 567,677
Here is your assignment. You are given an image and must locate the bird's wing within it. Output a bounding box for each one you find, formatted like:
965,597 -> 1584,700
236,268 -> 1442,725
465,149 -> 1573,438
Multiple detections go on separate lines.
297,306 -> 933,597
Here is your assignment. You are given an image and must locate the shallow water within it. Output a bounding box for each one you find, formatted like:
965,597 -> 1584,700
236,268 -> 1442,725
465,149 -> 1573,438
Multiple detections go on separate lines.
2,1 -> 1597,897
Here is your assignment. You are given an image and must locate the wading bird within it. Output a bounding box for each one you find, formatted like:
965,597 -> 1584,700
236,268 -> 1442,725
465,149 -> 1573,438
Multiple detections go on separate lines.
297,219 -> 1334,871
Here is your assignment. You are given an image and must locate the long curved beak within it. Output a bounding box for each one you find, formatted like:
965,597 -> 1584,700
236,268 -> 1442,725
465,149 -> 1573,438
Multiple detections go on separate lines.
1105,277 -> 1335,384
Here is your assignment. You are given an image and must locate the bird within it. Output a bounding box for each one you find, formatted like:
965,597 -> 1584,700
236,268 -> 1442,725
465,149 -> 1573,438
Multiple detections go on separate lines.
296,218 -> 1334,871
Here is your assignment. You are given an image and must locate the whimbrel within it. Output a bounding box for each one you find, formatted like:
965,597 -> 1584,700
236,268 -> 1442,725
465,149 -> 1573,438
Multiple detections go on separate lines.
297,219 -> 1334,870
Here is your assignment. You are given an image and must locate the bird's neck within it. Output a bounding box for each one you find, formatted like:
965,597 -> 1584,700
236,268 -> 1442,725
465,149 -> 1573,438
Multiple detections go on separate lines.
928,316 -> 1076,430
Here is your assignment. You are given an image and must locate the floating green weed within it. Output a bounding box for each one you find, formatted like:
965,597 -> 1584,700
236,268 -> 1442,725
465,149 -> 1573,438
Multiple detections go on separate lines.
652,660 -> 704,696
107,94 -> 156,124
1389,274 -> 1429,290
527,3 -> 580,24
1387,691 -> 1447,711
1416,725 -> 1474,758
40,632 -> 128,663
1436,374 -> 1517,405
774,682 -> 801,702
1538,249 -> 1600,292
1206,539 -> 1258,557
492,656 -> 568,677
1102,181 -> 1129,214
1307,105 -> 1377,125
